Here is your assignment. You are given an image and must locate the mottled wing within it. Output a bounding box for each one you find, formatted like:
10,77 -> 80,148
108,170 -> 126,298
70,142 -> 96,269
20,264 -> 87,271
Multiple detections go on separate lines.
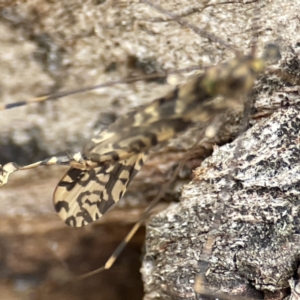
53,153 -> 146,227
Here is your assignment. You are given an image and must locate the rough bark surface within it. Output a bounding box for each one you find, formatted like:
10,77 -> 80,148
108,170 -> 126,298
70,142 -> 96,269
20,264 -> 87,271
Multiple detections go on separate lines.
143,106 -> 300,300
0,0 -> 299,300
140,1 -> 300,299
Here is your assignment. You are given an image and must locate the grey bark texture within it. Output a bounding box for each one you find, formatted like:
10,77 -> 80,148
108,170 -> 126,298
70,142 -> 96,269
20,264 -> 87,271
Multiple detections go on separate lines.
0,0 -> 299,300
140,1 -> 300,299
142,106 -> 300,300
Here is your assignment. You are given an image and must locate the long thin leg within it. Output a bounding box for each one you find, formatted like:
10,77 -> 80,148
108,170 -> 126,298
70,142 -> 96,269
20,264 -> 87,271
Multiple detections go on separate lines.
76,130 -> 206,280
0,152 -> 85,186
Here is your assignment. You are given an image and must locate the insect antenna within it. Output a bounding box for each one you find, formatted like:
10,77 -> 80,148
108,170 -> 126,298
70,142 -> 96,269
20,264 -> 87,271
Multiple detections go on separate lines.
141,0 -> 241,56
0,65 -> 201,111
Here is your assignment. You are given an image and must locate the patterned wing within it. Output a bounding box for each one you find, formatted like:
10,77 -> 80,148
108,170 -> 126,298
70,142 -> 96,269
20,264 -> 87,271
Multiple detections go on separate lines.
53,153 -> 146,227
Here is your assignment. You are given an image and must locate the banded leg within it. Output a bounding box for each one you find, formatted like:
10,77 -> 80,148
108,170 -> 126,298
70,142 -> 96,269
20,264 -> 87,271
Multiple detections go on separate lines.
76,133 -> 205,280
0,152 -> 87,187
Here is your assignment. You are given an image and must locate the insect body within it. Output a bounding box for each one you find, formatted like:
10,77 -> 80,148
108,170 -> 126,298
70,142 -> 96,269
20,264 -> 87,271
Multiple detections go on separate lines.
0,44 -> 279,227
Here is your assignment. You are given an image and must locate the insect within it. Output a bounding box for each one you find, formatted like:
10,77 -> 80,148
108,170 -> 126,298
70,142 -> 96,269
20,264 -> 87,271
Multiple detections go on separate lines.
0,4 -> 280,225
0,43 -> 274,217
0,0 -> 286,298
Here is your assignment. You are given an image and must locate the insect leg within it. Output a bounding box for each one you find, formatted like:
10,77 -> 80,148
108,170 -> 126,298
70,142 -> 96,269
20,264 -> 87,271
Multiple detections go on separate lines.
76,135 -> 204,280
0,152 -> 86,187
